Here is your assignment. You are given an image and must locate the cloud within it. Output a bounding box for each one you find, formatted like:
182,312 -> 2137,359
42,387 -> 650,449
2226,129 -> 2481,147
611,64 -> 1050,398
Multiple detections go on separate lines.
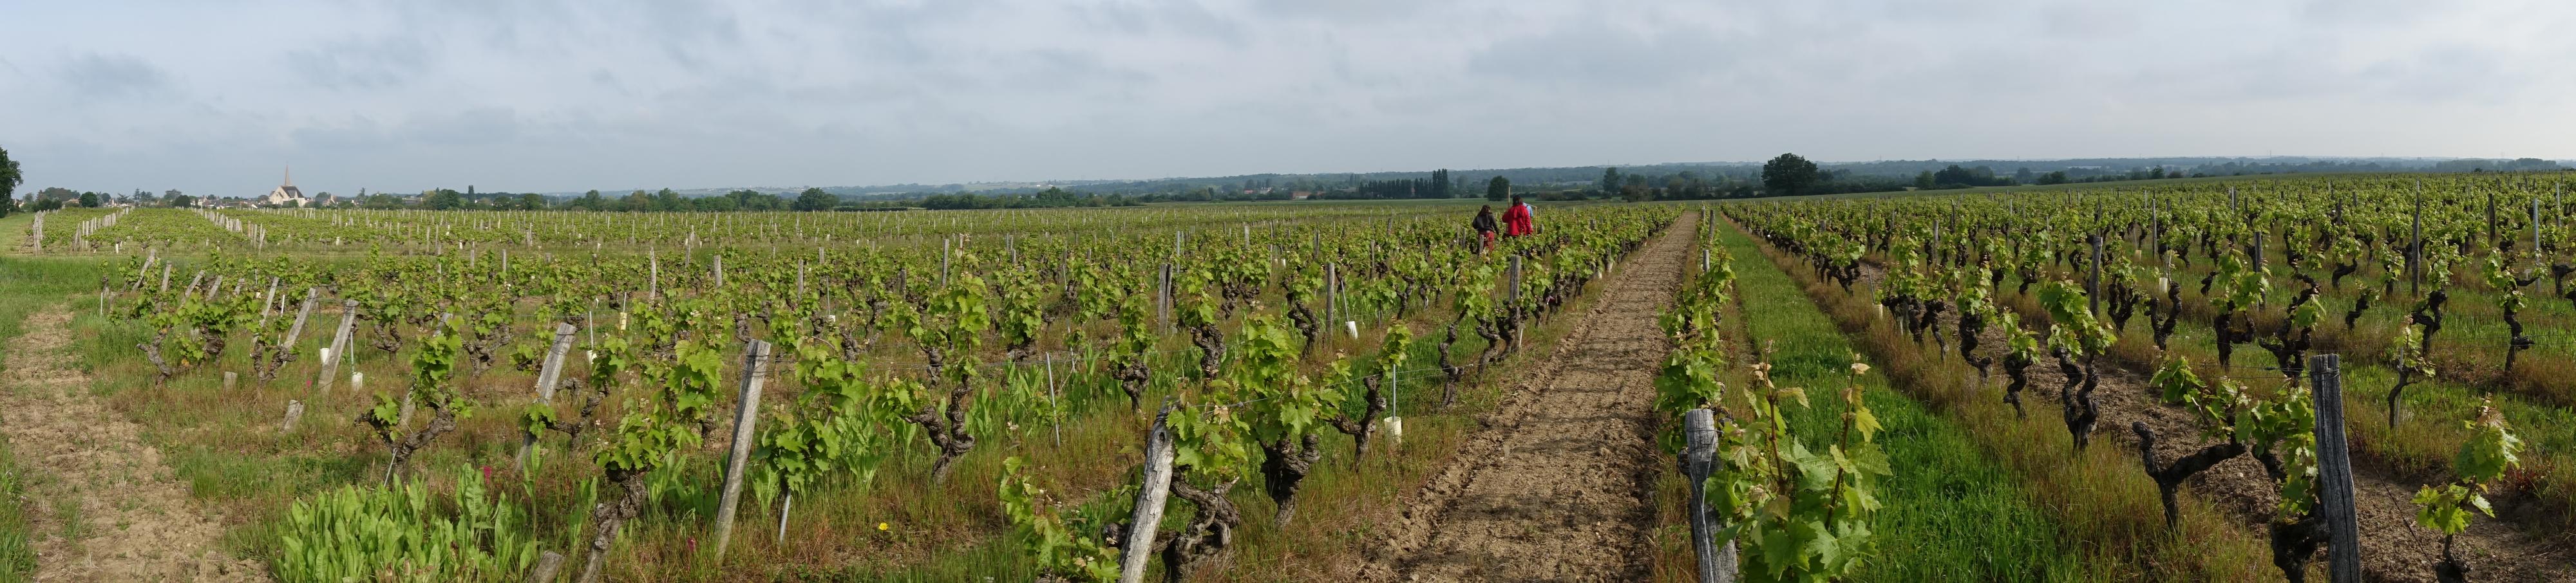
54,52 -> 171,99
2,0 -> 2574,196
287,37 -> 433,90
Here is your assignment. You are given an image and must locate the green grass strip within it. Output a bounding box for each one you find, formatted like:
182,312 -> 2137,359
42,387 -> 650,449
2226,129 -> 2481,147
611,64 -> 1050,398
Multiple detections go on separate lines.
1716,225 -> 2108,582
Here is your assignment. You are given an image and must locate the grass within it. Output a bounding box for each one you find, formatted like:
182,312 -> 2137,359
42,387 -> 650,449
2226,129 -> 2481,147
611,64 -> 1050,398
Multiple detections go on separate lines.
0,440 -> 34,583
1723,216 -> 2283,581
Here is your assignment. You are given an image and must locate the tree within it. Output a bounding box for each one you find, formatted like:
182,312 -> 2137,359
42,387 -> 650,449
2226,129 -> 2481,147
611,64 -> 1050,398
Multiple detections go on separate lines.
619,190 -> 653,212
1600,167 -> 1622,195
1761,153 -> 1821,195
424,189 -> 464,210
77,191 -> 99,207
520,193 -> 547,210
0,147 -> 18,209
653,189 -> 685,212
577,190 -> 606,211
1430,169 -> 1451,198
169,194 -> 198,208
1485,176 -> 1510,201
793,187 -> 838,212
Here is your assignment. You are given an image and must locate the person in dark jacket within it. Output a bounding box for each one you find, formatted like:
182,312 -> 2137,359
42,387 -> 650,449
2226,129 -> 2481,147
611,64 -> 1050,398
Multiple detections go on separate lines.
1473,205 -> 1499,253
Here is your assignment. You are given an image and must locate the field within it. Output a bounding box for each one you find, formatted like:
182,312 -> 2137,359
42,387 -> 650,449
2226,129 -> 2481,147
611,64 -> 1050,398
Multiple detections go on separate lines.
0,176 -> 2570,582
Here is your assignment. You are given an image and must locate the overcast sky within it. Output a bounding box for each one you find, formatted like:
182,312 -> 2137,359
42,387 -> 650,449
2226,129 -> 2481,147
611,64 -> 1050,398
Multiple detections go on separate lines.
5,0 -> 2573,197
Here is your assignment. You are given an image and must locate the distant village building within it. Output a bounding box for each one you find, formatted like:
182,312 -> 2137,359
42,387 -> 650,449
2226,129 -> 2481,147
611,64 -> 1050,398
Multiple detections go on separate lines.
261,167 -> 308,207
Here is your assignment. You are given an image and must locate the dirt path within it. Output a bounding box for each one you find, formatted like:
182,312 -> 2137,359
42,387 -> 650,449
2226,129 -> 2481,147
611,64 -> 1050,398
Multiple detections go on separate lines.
1358,213 -> 1696,582
1748,220 -> 2576,583
0,306 -> 265,582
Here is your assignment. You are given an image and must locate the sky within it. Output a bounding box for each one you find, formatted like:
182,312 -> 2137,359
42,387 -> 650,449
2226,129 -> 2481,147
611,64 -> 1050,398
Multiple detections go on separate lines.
4,0 -> 2574,198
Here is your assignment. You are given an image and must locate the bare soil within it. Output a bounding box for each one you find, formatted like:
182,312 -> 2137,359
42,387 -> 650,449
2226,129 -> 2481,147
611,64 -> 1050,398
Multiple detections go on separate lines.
1814,231 -> 2576,583
0,306 -> 265,582
1355,214 -> 1696,582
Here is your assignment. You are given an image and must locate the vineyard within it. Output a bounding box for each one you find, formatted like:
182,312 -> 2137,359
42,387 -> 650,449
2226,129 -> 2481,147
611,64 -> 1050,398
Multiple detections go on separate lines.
1,174 -> 2572,582
3,200 -> 1693,582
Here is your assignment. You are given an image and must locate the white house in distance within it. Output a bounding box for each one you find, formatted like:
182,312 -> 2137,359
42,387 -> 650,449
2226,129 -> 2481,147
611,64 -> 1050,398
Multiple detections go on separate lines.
261,166 -> 308,207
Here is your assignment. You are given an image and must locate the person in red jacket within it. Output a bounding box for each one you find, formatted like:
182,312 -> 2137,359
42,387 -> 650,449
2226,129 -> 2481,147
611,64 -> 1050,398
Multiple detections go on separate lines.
1500,196 -> 1538,237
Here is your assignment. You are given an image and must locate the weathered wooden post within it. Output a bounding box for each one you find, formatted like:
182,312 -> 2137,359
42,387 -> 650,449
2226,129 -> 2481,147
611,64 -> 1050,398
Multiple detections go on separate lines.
516,322 -> 581,470
2309,354 -> 2362,582
2088,234 -> 2103,316
314,301 -> 359,398
282,400 -> 305,431
526,551 -> 565,583
281,288 -> 317,353
1159,263 -> 1174,333
2410,181 -> 2424,294
1683,409 -> 1736,583
1119,404 -> 1179,583
1510,255 -> 1525,348
711,340 -> 773,558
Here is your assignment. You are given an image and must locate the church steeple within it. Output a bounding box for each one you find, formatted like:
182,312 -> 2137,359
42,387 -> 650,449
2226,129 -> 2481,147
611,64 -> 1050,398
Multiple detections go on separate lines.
284,165 -> 292,187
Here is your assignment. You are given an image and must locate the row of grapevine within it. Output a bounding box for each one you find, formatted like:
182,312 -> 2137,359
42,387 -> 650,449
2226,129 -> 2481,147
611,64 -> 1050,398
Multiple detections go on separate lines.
1728,175 -> 2545,580
92,201 -> 1680,580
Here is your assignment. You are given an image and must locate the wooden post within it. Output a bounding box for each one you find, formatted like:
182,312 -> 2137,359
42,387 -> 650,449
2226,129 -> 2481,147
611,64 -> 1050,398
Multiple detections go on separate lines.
282,288 -> 317,349
2088,234 -> 2103,316
2410,181 -> 2424,294
314,301 -> 359,398
282,400 -> 304,432
649,249 -> 660,299
1683,409 -> 1736,583
1158,263 -> 1174,333
1510,255 -> 1524,348
2309,354 -> 2362,582
1119,405 -> 1180,583
1045,353 -> 1061,447
526,551 -> 565,583
1323,263 -> 1339,328
223,371 -> 238,391
516,322 -> 581,470
712,340 -> 772,558
941,237 -> 952,288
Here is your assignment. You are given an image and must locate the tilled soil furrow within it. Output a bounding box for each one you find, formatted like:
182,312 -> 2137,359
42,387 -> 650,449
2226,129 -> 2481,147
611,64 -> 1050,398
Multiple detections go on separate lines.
1774,223 -> 2575,583
1358,214 -> 1696,582
0,306 -> 265,582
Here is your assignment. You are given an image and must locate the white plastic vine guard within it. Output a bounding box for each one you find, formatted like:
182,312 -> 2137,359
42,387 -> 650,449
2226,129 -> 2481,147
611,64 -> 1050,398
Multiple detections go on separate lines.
1384,416 -> 1403,445
1346,320 -> 1359,339
351,371 -> 365,391
319,347 -> 333,363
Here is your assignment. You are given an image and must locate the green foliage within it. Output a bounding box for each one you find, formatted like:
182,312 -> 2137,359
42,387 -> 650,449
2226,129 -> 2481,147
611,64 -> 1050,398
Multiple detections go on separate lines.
2412,402 -> 2521,536
1710,357 -> 1890,583
272,466 -> 536,582
998,457 -> 1122,582
2036,281 -> 2112,355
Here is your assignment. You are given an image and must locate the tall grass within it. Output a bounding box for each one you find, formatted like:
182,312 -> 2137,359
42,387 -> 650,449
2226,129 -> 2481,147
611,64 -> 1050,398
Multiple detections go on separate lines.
0,440 -> 34,583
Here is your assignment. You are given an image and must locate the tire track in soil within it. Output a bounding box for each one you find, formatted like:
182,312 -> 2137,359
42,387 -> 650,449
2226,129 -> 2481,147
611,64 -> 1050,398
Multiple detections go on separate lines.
1357,212 -> 1697,582
0,306 -> 265,582
1750,219 -> 2576,583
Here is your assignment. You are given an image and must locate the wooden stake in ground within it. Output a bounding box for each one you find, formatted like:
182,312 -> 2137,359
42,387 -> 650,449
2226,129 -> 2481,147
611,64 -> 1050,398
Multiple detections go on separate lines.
711,340 -> 772,558
314,301 -> 359,398
516,322 -> 581,471
1683,408 -> 1738,583
1120,405 -> 1179,583
2309,354 -> 2363,582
